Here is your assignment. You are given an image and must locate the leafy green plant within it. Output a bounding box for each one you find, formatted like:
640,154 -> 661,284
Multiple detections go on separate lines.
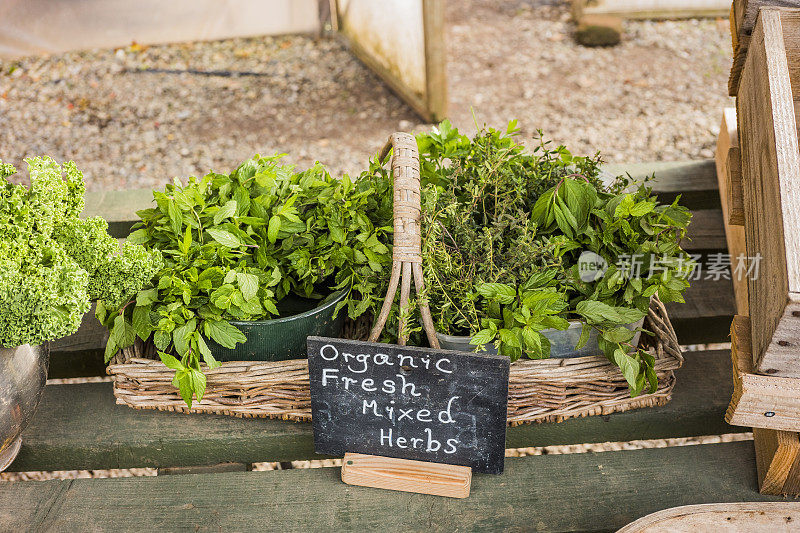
100,154 -> 394,406
0,157 -> 161,347
386,120 -> 692,396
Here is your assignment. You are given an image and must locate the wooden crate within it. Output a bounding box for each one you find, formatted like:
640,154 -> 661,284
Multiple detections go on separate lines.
728,1 -> 800,95
735,8 -> 800,376
718,108 -> 800,495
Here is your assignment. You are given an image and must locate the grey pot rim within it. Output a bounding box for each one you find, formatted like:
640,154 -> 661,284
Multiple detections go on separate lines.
228,288 -> 347,327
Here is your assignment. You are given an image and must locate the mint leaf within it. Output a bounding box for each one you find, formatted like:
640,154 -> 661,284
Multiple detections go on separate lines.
214,200 -> 237,225
237,272 -> 259,302
476,283 -> 517,305
268,215 -> 281,243
613,347 -> 640,392
132,304 -> 153,341
190,368 -> 207,402
206,228 -> 241,248
203,319 -> 247,349
576,300 -> 645,326
159,351 -> 185,371
470,329 -> 495,345
576,323 -> 592,350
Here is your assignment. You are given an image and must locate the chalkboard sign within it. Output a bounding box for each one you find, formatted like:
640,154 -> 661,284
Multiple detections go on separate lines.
307,336 -> 510,474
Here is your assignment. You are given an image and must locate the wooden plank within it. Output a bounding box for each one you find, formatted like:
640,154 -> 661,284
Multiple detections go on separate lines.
734,1 -> 800,46
341,453 -> 471,498
82,188 -> 152,237
334,0 -> 446,122
726,315 -> 800,432
574,0 -> 729,20
0,442 -> 788,532
11,350 -> 743,473
728,2 -> 800,95
736,9 -> 800,376
422,0 -> 447,121
753,427 -> 800,494
682,209 -> 724,250
665,277 -> 736,344
716,107 -> 749,315
726,147 -> 745,226
619,502 -> 800,532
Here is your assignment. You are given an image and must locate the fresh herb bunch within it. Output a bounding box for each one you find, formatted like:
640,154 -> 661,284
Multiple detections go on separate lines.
0,157 -> 161,347
408,121 -> 692,396
100,154 -> 393,406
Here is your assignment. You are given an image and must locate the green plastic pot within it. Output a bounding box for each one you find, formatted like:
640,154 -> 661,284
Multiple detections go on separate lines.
208,289 -> 347,362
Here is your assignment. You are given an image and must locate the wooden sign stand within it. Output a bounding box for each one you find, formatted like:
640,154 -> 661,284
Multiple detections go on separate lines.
341,453 -> 472,498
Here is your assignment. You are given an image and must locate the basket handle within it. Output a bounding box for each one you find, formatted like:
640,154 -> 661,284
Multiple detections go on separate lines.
368,132 -> 440,349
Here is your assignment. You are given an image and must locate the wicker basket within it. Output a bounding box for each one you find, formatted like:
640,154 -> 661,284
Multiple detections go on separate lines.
108,133 -> 684,425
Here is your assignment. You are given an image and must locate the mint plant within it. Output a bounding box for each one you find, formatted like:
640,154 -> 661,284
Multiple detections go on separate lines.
100,154 -> 394,406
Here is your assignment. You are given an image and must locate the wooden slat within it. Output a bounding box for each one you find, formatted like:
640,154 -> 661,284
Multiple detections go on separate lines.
682,209 -> 724,250
12,350 -> 742,473
754,427 -> 800,494
715,108 -> 749,315
728,2 -> 800,95
665,278 -> 735,345
82,188 -> 152,237
0,442 -> 787,532
727,315 -> 800,431
573,0 -> 730,20
726,147 -> 745,226
737,8 -> 800,376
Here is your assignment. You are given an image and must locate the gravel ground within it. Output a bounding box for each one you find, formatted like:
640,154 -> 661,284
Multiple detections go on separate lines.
0,1 -> 736,482
0,0 -> 732,190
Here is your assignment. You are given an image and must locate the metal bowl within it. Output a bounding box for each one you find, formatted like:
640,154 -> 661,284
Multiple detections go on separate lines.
0,344 -> 49,471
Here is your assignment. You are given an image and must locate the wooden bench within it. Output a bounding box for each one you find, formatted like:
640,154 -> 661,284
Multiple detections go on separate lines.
1,160 -> 783,532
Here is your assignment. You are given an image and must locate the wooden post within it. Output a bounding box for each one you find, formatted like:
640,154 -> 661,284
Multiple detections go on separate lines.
341,453 -> 472,498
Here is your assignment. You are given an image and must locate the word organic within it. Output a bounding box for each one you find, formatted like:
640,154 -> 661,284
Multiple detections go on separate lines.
308,337 -> 509,474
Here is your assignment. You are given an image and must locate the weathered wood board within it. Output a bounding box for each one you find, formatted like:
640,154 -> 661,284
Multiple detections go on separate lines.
718,110 -> 800,496
0,0 -> 320,60
573,0 -> 729,20
307,337 -> 509,474
333,0 -> 446,122
736,8 -> 800,376
753,427 -> 800,494
726,315 -> 800,432
715,108 -> 749,315
729,2 -> 800,95
0,442 -> 791,532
